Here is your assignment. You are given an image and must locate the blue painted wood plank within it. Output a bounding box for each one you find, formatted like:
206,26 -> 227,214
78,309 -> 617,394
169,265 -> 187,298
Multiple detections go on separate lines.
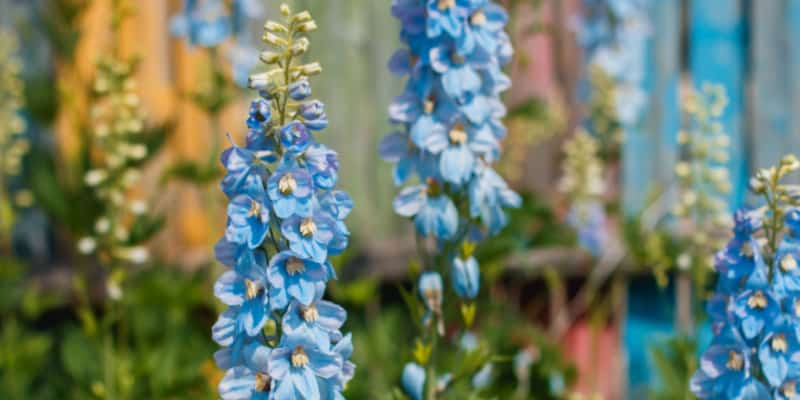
623,0 -> 681,393
789,1 -> 800,168
621,3 -> 660,216
689,0 -> 748,210
752,1 -> 791,172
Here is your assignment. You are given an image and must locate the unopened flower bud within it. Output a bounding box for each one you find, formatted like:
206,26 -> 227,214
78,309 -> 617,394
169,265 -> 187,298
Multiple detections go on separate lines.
292,10 -> 312,23
260,51 -> 281,64
290,37 -> 309,56
264,20 -> 287,33
297,20 -> 318,33
262,31 -> 287,47
280,4 -> 291,16
289,79 -> 311,100
249,72 -> 277,92
300,62 -> 322,76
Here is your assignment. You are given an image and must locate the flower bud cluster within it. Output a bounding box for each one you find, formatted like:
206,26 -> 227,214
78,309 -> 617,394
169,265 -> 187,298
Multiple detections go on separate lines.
78,56 -> 150,267
673,84 -> 733,272
0,30 -> 32,211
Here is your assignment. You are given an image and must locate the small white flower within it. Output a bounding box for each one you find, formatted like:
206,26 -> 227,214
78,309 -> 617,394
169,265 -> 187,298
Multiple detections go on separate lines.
123,247 -> 149,264
85,169 -> 107,186
95,217 -> 111,234
130,200 -> 147,215
106,280 -> 123,301
677,253 -> 691,271
77,237 -> 97,254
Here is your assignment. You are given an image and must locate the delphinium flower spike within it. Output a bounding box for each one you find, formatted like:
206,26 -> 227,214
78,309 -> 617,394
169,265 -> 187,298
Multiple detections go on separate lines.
691,155 -> 800,399
0,29 -> 31,238
382,1 -> 520,398
213,5 -> 353,399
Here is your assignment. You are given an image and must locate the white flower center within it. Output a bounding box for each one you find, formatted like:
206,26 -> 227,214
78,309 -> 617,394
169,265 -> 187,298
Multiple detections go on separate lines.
747,290 -> 767,310
248,199 -> 262,217
279,173 -> 297,195
448,126 -> 467,144
726,350 -> 744,371
286,257 -> 306,276
291,346 -> 310,368
781,254 -> 798,272
244,279 -> 261,300
471,11 -> 486,25
301,304 -> 319,322
300,218 -> 317,237
772,334 -> 788,353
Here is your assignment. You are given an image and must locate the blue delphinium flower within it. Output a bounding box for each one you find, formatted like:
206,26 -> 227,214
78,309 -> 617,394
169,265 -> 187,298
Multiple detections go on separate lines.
171,0 -> 264,87
212,6 -> 354,399
382,1 -> 518,396
692,205 -> 800,398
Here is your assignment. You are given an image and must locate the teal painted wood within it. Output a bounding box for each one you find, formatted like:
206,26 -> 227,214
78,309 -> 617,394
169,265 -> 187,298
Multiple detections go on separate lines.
789,1 -> 800,169
688,0 -> 748,210
624,0 -> 681,394
752,1 -> 791,173
621,10 -> 657,215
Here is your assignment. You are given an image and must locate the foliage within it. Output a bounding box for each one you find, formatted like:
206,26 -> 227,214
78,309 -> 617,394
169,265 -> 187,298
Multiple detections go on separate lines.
647,335 -> 698,400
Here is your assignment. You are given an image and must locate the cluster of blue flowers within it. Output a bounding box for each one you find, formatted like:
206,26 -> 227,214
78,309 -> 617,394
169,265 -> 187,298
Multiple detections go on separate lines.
170,0 -> 264,86
212,5 -> 354,399
691,208 -> 800,399
574,0 -> 651,126
382,0 -> 519,398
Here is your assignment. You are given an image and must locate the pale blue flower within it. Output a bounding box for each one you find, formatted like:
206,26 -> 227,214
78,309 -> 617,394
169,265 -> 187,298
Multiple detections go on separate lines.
268,333 -> 343,400
451,255 -> 480,299
402,362 -> 426,400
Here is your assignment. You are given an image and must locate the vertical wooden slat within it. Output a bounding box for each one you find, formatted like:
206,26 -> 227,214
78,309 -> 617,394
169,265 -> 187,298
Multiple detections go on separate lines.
752,1 -> 791,172
789,1 -> 800,162
622,3 -> 661,215
689,0 -> 748,209
623,1 -> 681,394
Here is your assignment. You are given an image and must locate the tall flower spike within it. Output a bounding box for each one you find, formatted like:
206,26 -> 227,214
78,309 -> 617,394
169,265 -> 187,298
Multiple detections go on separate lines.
0,29 -> 31,237
78,2 -> 152,271
672,83 -> 732,273
382,0 -> 519,397
691,157 -> 800,398
214,5 -> 353,399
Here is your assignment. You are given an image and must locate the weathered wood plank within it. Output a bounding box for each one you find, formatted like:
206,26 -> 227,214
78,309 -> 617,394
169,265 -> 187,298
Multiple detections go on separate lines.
752,1 -> 791,172
623,0 -> 681,394
689,0 -> 748,209
788,1 -> 800,166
